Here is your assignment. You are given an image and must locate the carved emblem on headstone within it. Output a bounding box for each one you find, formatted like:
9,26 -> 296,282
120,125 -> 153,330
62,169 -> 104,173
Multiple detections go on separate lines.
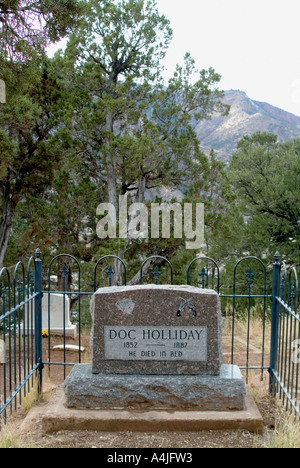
115,298 -> 136,315
177,297 -> 197,318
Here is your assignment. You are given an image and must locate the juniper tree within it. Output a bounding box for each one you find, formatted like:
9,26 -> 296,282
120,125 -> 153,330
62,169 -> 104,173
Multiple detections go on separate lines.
64,1 -> 228,210
225,132 -> 300,264
0,0 -> 81,60
0,58 -> 72,266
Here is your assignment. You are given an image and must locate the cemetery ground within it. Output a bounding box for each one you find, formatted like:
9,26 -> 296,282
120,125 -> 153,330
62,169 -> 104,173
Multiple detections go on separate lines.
1,318 -> 300,448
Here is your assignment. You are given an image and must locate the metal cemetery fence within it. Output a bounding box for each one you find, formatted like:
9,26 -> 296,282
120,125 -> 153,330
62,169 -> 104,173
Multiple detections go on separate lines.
0,251 -> 43,425
269,254 -> 300,415
0,250 -> 299,427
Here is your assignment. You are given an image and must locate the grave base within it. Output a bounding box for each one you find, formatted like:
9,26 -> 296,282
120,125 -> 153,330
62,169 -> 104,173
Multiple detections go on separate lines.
21,386 -> 263,435
64,364 -> 246,412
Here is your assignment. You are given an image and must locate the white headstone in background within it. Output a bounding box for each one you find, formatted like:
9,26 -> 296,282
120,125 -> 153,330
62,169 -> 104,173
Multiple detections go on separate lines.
43,293 -> 76,338
23,293 -> 77,339
0,339 -> 5,364
0,80 -> 6,103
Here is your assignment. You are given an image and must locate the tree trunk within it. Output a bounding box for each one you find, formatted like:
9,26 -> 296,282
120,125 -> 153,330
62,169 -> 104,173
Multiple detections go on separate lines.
0,188 -> 16,269
107,163 -> 118,210
105,110 -> 118,211
135,175 -> 146,204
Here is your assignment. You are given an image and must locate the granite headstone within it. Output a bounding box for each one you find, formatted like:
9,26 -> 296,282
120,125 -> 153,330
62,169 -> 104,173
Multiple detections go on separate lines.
65,284 -> 246,412
90,285 -> 222,376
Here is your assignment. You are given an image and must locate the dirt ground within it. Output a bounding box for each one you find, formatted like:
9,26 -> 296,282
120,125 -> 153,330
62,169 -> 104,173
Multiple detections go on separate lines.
7,369 -> 281,448
8,381 -> 280,448
0,332 -> 290,448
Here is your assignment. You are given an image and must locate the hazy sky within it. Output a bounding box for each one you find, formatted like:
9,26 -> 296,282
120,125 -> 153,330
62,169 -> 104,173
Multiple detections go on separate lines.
156,0 -> 300,116
48,0 -> 300,116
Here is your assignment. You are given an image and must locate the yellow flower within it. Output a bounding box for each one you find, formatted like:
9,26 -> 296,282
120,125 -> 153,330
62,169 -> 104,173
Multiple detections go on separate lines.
42,329 -> 49,338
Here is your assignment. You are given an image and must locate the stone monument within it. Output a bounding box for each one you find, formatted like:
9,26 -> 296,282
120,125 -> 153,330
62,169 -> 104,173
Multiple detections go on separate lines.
0,339 -> 5,364
65,285 -> 246,412
22,293 -> 77,339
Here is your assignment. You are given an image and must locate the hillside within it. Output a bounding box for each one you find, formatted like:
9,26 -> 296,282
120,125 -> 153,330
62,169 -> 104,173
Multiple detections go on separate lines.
195,90 -> 300,162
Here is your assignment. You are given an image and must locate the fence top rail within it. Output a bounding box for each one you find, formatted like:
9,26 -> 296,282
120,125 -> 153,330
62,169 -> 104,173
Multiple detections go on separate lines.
0,292 -> 39,322
220,293 -> 272,299
42,290 -> 93,296
2,251 -> 297,296
276,296 -> 300,321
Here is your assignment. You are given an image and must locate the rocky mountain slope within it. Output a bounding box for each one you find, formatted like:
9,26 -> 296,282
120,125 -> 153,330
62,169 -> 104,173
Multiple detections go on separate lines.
195,90 -> 300,162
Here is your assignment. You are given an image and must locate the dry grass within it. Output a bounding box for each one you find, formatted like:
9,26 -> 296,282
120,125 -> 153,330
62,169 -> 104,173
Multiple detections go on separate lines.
0,423 -> 30,448
265,410 -> 300,448
1,373 -> 299,448
0,378 -> 41,448
1,318 -> 299,448
20,379 -> 41,415
249,375 -> 300,448
223,307 -> 271,348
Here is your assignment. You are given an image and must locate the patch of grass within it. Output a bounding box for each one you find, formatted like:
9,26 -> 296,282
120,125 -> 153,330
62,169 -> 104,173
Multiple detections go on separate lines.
265,410 -> 300,448
223,314 -> 271,350
0,424 -> 28,448
20,379 -> 41,415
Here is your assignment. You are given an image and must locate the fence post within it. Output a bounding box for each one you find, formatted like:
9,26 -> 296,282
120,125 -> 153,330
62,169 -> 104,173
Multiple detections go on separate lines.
269,251 -> 281,395
35,248 -> 43,393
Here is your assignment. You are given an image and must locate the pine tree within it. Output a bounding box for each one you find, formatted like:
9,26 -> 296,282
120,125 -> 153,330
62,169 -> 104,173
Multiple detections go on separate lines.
0,57 -> 72,266
0,0 -> 81,60
226,132 -> 300,264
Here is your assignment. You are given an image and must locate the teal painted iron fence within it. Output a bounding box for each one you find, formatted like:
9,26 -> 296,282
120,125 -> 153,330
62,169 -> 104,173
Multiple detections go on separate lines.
269,254 -> 299,416
0,250 -> 299,427
0,250 -> 43,425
